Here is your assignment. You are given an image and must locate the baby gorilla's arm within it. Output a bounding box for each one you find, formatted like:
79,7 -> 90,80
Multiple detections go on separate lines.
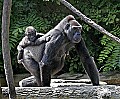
34,36 -> 51,45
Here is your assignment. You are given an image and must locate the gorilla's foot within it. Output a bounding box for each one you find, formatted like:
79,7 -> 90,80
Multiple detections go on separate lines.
19,76 -> 37,87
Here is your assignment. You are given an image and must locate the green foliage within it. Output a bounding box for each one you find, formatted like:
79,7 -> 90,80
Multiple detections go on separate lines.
0,0 -> 119,73
43,0 -> 60,5
95,0 -> 120,71
65,49 -> 84,74
0,0 -> 54,73
9,13 -> 53,72
72,0 -> 120,72
0,0 -> 66,73
98,26 -> 120,71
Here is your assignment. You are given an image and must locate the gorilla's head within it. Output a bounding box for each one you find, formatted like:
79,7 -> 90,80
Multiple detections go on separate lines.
64,20 -> 82,43
25,26 -> 37,41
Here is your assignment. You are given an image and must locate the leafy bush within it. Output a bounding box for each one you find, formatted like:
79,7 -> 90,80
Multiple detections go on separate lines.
0,0 -> 119,73
71,0 -> 120,72
95,1 -> 120,71
0,0 -> 66,73
98,26 -> 120,71
0,0 -> 53,73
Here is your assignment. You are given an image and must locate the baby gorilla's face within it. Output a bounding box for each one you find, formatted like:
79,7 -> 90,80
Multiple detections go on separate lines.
26,28 -> 36,41
27,31 -> 36,41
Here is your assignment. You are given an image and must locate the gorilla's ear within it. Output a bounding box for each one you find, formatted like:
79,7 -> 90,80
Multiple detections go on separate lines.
64,23 -> 70,30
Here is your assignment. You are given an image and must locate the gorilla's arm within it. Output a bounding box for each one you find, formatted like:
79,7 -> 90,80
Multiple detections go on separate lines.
75,38 -> 99,86
39,33 -> 65,86
41,33 -> 65,65
17,37 -> 29,51
36,32 -> 44,37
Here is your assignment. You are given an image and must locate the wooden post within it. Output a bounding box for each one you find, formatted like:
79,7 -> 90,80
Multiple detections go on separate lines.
60,0 -> 120,44
1,0 -> 16,98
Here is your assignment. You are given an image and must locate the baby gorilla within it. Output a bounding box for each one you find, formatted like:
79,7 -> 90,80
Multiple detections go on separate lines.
17,26 -> 46,64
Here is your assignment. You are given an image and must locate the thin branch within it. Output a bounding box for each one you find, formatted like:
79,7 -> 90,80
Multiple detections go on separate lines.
60,0 -> 120,44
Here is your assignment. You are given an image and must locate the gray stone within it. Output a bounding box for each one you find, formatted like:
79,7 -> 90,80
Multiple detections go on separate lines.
19,76 -> 107,87
2,85 -> 120,99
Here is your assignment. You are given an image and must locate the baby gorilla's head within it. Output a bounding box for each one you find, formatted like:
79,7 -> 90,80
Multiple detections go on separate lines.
25,26 -> 37,41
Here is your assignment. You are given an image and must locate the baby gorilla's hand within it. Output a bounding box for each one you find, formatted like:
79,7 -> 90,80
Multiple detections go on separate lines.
45,36 -> 51,42
18,59 -> 23,64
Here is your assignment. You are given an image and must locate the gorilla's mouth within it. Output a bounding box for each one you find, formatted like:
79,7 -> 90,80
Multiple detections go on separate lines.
29,36 -> 36,42
72,32 -> 81,43
72,37 -> 81,43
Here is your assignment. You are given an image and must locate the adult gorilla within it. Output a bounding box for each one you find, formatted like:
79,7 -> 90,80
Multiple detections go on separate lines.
22,15 -> 99,86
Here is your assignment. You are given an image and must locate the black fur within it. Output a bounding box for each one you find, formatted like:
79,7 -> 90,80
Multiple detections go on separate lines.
21,15 -> 99,86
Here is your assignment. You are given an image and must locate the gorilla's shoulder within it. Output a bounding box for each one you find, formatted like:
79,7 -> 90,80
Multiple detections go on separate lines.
47,29 -> 62,36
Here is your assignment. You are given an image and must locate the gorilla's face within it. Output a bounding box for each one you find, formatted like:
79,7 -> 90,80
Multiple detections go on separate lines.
26,29 -> 36,42
64,23 -> 82,43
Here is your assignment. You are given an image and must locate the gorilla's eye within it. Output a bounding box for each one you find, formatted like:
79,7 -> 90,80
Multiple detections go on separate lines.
73,27 -> 78,30
72,28 -> 78,33
65,23 -> 70,30
72,26 -> 82,31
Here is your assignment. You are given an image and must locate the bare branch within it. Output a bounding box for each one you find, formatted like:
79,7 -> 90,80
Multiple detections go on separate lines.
60,0 -> 120,44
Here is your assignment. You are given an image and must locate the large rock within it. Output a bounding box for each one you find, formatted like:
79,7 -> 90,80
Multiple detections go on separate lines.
19,76 -> 107,87
19,71 -> 120,87
2,74 -> 120,99
2,85 -> 120,99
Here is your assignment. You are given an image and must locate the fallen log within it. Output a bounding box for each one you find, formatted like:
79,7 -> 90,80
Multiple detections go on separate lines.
60,0 -> 120,44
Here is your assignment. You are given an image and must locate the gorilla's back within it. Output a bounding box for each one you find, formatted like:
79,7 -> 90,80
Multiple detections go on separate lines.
23,43 -> 45,62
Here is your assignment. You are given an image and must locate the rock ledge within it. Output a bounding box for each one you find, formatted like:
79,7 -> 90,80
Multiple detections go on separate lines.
2,79 -> 120,99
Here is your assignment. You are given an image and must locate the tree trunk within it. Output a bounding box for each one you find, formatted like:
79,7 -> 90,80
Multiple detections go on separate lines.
1,0 -> 16,99
60,0 -> 120,44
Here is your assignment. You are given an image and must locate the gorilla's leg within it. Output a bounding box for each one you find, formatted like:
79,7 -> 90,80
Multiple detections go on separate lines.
23,58 -> 42,86
75,38 -> 99,86
51,55 -> 66,76
41,54 -> 66,87
42,65 -> 51,87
